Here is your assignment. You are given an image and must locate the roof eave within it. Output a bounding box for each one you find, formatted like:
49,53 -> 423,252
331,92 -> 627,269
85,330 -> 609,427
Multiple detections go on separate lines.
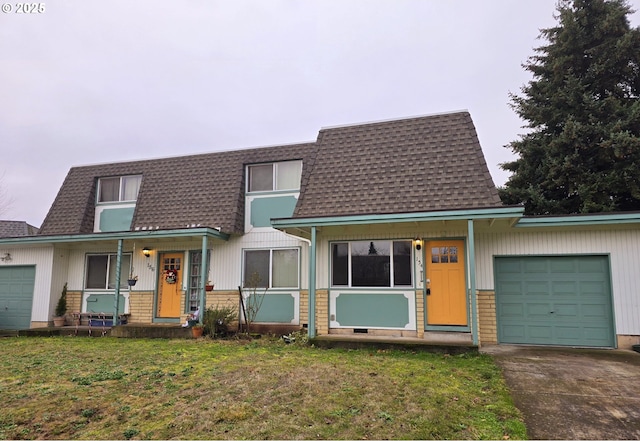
0,227 -> 230,246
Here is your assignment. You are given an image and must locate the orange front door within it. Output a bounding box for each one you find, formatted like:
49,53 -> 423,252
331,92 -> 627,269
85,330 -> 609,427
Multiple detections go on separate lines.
426,240 -> 467,326
157,252 -> 182,318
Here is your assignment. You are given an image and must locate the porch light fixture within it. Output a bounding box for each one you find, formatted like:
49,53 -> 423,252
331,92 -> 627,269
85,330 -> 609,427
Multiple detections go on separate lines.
142,247 -> 151,258
414,238 -> 422,251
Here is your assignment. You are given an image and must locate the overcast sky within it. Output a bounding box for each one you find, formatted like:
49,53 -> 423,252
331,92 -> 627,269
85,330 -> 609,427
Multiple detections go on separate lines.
2,1 -> 639,227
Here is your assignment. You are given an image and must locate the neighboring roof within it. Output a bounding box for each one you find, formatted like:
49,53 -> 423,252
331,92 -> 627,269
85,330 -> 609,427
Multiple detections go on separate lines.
294,111 -> 501,218
0,220 -> 39,238
38,111 -> 502,236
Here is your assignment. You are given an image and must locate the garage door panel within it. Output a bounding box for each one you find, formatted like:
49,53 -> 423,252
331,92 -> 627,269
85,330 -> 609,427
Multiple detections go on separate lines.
495,256 -> 614,348
0,266 -> 35,330
523,260 -> 548,273
501,303 -> 525,317
526,303 -> 552,317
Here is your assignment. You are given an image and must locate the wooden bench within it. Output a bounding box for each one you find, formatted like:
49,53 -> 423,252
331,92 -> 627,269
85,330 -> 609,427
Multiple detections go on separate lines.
72,312 -> 130,336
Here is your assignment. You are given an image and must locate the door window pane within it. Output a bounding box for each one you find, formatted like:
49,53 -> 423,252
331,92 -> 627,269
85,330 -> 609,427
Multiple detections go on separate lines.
244,250 -> 270,288
272,249 -> 298,288
248,164 -> 273,192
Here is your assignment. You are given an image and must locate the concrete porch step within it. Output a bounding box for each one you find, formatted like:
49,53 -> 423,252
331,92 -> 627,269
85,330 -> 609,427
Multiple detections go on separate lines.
110,324 -> 193,339
311,334 -> 478,354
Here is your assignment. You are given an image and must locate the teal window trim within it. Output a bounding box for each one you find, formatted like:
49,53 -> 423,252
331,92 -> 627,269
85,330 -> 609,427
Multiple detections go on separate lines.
186,249 -> 211,314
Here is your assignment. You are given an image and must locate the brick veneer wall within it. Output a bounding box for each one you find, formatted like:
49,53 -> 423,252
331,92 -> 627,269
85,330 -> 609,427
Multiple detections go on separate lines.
477,290 -> 497,344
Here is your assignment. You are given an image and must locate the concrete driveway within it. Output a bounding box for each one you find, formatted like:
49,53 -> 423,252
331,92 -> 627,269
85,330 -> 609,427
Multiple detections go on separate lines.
482,345 -> 640,440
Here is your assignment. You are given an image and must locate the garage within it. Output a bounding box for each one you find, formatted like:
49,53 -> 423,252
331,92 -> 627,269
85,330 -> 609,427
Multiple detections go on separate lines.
0,266 -> 36,330
495,255 -> 615,348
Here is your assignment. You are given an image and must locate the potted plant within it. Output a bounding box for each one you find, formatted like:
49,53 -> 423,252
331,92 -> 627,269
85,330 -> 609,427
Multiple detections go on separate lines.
191,323 -> 204,338
127,274 -> 138,287
205,280 -> 214,291
53,282 -> 68,327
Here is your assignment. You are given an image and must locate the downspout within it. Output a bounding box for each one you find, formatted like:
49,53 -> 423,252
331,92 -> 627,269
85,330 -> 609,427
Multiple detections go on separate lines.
199,234 -> 208,324
308,226 -> 317,338
467,219 -> 479,346
113,239 -> 123,323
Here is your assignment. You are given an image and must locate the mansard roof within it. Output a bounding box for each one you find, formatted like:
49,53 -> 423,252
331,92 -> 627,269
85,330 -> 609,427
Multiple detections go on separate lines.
38,111 -> 502,236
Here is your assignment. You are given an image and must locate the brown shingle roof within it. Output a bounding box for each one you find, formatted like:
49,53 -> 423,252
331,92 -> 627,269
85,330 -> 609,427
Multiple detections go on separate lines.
38,143 -> 316,236
294,111 -> 501,218
0,220 -> 39,238
38,111 -> 501,236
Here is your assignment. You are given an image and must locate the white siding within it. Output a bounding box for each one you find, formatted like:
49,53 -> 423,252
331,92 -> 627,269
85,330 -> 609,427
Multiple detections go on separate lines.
211,229 -> 309,290
0,245 -> 55,322
476,229 -> 640,335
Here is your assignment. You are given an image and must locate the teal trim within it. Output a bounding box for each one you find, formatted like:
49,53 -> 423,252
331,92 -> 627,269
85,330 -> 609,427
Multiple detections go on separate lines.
309,226 -> 317,337
426,325 -> 471,332
273,206 -> 524,229
250,293 -> 296,323
85,293 -> 126,315
516,212 -> 640,227
335,293 -> 410,328
154,317 -> 180,324
99,207 -> 135,232
467,220 -> 479,346
494,255 -> 615,347
250,196 -> 298,228
0,227 -> 230,246
114,239 -> 123,320
199,235 -> 208,324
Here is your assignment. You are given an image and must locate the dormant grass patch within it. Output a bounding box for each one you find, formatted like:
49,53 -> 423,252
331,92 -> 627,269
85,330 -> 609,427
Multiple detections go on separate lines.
0,337 -> 526,440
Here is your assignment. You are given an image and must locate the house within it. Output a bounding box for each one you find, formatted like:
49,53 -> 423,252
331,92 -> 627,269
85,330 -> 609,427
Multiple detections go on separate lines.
0,220 -> 39,238
0,110 -> 638,349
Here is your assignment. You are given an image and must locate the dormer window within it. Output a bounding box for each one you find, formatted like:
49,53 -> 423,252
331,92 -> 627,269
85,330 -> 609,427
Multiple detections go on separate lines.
98,175 -> 142,203
247,161 -> 302,193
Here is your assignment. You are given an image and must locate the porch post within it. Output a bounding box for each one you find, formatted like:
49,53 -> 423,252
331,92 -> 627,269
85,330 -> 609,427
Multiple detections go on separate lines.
199,234 -> 208,324
308,226 -> 317,338
113,239 -> 123,323
467,219 -> 479,346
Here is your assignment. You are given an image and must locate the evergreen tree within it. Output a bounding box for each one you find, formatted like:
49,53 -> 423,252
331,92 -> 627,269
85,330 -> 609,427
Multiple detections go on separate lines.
499,0 -> 640,214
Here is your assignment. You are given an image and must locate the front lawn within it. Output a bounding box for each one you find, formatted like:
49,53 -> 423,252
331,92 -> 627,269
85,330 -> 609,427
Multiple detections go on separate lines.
0,336 -> 525,440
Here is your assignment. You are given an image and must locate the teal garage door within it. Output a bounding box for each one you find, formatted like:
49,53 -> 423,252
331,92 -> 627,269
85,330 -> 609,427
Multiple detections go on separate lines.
0,266 -> 36,330
495,256 -> 614,348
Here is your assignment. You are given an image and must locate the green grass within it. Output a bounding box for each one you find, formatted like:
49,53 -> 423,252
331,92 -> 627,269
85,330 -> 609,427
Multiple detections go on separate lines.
0,337 -> 526,440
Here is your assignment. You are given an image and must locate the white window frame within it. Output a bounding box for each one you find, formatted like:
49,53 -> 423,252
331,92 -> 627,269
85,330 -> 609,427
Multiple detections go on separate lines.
246,161 -> 302,193
85,253 -> 133,290
97,175 -> 142,203
243,247 -> 300,289
330,240 -> 414,288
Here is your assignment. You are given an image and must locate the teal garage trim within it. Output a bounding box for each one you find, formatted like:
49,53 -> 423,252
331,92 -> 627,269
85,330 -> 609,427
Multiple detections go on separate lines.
249,293 -> 296,323
0,266 -> 35,330
250,196 -> 298,228
334,292 -> 410,328
494,255 -> 615,348
99,207 -> 135,232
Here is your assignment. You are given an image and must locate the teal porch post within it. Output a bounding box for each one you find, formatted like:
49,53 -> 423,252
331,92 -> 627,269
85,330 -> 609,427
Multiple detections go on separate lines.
467,220 -> 479,346
308,226 -> 317,338
199,235 -> 208,324
113,239 -> 123,323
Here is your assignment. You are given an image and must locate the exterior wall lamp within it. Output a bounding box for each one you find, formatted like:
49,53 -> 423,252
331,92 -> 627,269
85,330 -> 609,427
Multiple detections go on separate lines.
142,247 -> 151,258
415,238 -> 422,251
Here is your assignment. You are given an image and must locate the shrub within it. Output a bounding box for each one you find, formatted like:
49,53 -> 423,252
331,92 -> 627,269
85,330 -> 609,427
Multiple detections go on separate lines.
204,305 -> 237,337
